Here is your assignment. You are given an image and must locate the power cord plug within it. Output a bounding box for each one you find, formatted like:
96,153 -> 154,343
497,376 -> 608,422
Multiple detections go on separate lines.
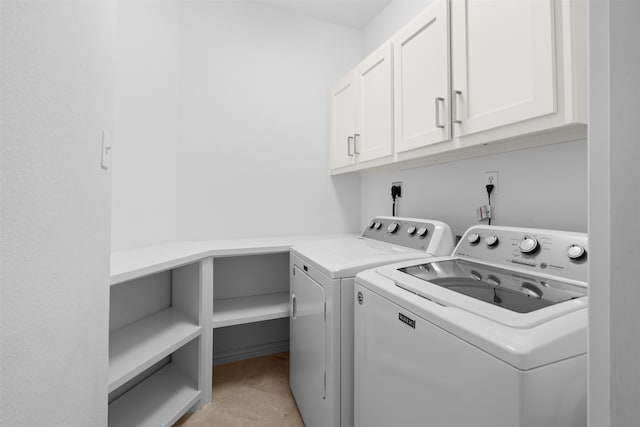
486,184 -> 494,199
391,185 -> 402,216
391,185 -> 402,201
485,184 -> 495,225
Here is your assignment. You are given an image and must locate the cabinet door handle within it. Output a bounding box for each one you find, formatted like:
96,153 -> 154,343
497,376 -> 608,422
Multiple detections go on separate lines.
291,294 -> 297,319
354,134 -> 360,154
435,97 -> 445,129
347,136 -> 354,157
452,90 -> 462,124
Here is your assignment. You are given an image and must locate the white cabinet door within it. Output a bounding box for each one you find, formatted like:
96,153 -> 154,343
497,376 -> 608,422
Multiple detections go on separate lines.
393,0 -> 450,153
330,72 -> 357,169
290,266 -> 326,427
451,0 -> 556,137
355,43 -> 393,164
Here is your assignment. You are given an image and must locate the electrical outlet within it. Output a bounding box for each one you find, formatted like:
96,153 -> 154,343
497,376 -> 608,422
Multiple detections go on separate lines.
484,171 -> 498,194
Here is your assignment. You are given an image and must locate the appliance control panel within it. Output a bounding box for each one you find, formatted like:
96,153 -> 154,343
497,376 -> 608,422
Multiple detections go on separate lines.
361,216 -> 452,253
454,225 -> 588,283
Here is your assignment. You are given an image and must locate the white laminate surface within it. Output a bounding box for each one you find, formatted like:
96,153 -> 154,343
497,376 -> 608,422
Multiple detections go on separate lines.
110,234 -> 354,285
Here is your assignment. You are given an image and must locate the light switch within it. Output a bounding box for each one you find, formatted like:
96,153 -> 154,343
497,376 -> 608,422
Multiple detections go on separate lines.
101,130 -> 112,170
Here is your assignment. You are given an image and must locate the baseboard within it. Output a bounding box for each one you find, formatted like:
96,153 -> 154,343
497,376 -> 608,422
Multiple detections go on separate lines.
212,340 -> 289,366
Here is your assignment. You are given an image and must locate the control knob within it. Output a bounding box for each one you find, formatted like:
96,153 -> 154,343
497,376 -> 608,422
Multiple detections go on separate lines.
368,221 -> 376,229
407,225 -> 417,236
374,222 -> 382,230
467,233 -> 480,245
486,275 -> 501,287
485,235 -> 499,247
387,222 -> 399,234
470,270 -> 482,281
567,244 -> 586,260
519,236 -> 539,254
417,227 -> 428,237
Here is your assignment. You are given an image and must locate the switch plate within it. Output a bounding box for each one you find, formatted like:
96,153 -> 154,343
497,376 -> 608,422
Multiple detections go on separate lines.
101,131 -> 112,170
484,171 -> 498,194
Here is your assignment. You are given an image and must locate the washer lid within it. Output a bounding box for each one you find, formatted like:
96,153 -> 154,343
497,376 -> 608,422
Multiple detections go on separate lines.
399,259 -> 586,314
378,256 -> 588,329
292,237 -> 428,279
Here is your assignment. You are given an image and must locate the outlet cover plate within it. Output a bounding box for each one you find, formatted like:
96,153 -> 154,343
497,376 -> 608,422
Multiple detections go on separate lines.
484,171 -> 498,195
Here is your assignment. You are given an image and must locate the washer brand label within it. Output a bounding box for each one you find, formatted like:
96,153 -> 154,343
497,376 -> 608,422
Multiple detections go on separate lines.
398,313 -> 415,329
511,259 -> 537,268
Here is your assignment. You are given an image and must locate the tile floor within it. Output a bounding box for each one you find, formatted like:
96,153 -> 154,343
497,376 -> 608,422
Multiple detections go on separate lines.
175,352 -> 304,427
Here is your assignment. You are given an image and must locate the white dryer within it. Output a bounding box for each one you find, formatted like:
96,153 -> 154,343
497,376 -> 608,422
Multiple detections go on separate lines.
354,225 -> 589,427
289,217 -> 455,427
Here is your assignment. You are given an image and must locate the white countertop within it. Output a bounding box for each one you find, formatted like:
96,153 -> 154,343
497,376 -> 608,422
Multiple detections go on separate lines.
110,234 -> 355,285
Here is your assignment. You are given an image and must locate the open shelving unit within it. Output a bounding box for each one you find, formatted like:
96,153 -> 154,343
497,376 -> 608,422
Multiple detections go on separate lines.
108,235 -> 352,425
109,308 -> 201,392
108,259 -> 213,427
108,348 -> 202,427
211,252 -> 291,364
211,252 -> 290,328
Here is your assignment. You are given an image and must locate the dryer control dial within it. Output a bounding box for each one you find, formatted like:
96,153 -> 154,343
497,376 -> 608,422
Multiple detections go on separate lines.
368,221 -> 376,229
417,227 -> 428,237
519,236 -> 539,254
387,222 -> 399,234
567,244 -> 586,260
374,222 -> 382,230
407,225 -> 417,236
485,235 -> 499,247
467,233 -> 480,245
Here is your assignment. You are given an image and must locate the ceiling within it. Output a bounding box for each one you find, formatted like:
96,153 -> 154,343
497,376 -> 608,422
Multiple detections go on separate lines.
264,1 -> 392,30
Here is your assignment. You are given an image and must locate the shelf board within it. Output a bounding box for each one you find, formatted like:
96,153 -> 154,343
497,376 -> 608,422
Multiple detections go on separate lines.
108,363 -> 201,427
212,291 -> 290,328
109,308 -> 201,392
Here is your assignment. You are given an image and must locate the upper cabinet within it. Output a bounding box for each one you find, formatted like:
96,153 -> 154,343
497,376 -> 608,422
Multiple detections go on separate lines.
330,44 -> 393,173
449,0 -> 587,149
357,44 -> 394,164
330,73 -> 357,170
394,0 -> 451,153
452,0 -> 556,137
330,0 -> 586,174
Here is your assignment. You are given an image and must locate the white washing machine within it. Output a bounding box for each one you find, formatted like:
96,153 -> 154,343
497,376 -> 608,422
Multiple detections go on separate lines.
354,225 -> 588,427
290,217 -> 455,427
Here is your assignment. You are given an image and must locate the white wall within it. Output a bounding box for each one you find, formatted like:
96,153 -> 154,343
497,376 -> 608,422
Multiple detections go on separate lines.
176,1 -> 362,240
111,1 -> 181,251
360,139 -> 588,235
589,1 -> 640,426
110,1 -> 362,247
359,0 -> 588,235
588,2 -> 610,424
0,1 -> 116,426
